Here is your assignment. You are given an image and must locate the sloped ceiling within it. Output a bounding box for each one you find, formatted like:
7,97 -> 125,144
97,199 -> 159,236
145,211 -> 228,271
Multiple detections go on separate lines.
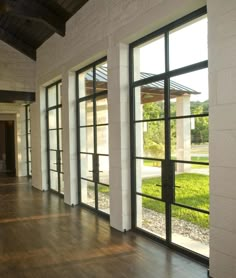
0,0 -> 89,60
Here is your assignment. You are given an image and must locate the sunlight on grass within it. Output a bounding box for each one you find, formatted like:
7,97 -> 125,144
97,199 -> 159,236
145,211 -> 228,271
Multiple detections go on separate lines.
142,173 -> 209,228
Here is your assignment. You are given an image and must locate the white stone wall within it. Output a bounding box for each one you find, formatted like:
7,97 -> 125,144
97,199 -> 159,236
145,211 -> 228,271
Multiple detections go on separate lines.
34,0 -> 206,231
0,40 -> 35,92
0,40 -> 35,177
208,0 -> 236,277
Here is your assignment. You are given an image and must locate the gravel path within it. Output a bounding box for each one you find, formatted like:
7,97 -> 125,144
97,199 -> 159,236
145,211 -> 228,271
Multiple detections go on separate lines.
142,208 -> 209,245
87,190 -> 209,245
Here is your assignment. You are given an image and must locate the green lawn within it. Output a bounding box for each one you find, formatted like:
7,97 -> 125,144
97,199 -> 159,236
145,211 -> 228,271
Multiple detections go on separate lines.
142,173 -> 209,228
95,173 -> 209,228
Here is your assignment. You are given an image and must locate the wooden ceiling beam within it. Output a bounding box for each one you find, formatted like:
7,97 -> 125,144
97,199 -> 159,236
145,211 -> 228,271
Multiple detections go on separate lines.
0,0 -> 66,36
0,26 -> 36,60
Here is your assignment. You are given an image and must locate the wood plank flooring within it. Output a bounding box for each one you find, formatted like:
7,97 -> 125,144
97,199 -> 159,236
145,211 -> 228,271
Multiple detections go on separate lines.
0,177 -> 208,278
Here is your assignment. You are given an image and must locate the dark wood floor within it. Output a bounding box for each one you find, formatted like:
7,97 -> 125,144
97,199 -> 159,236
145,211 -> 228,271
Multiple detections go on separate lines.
0,177 -> 208,278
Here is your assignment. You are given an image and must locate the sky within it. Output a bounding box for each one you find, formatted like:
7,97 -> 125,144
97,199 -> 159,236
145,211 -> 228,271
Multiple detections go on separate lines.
138,16 -> 208,102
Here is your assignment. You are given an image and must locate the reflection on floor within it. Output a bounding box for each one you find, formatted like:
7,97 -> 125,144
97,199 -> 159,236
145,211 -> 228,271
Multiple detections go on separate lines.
0,177 -> 208,278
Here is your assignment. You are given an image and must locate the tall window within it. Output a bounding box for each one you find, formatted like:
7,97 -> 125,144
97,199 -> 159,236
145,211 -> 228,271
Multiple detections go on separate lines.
130,7 -> 209,263
76,58 -> 110,216
25,105 -> 31,176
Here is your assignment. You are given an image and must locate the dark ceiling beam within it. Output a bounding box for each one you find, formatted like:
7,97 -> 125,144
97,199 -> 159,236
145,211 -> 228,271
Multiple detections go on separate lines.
0,26 -> 36,60
70,0 -> 89,16
0,0 -> 66,36
0,89 -> 35,104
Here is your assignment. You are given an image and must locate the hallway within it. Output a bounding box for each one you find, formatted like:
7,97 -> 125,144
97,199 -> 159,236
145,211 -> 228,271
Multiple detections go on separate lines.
0,177 -> 207,278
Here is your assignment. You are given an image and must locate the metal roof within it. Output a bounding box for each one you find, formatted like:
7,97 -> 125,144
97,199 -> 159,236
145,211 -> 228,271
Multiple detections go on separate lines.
86,66 -> 200,95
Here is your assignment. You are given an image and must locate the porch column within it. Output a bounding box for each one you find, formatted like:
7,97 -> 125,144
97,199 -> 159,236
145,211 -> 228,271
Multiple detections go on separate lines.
176,95 -> 191,172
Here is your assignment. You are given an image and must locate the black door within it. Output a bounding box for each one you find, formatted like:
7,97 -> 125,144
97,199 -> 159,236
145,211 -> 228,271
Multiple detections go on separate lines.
5,121 -> 16,176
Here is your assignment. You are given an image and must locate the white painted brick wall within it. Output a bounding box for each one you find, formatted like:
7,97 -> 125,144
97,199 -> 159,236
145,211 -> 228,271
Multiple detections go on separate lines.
36,0 -> 205,81
0,40 -> 35,92
208,0 -> 236,277
34,0 -> 207,233
0,41 -> 35,177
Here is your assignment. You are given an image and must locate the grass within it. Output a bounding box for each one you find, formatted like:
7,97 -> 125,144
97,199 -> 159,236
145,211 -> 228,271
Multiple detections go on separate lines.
94,173 -> 209,228
141,173 -> 209,228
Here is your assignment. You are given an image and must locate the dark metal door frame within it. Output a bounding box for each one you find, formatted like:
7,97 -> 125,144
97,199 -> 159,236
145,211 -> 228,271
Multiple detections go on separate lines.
129,7 -> 209,265
76,57 -> 109,217
25,105 -> 31,177
46,80 -> 63,195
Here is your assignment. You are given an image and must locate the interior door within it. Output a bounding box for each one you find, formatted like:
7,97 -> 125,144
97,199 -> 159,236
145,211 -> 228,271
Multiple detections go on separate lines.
5,121 -> 15,176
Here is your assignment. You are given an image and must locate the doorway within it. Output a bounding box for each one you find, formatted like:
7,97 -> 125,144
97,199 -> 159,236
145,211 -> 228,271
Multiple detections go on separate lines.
46,81 -> 64,195
76,58 -> 110,215
0,121 -> 15,176
130,8 -> 209,263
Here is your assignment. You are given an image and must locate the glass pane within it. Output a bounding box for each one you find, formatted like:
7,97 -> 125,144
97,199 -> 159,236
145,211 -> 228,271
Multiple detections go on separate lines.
97,125 -> 109,154
58,107 -> 62,128
48,86 -> 57,107
81,180 -> 95,208
49,150 -> 57,171
98,155 -> 109,185
98,184 -> 110,214
28,134 -> 31,148
135,121 -> 165,159
80,127 -> 94,153
80,153 -> 93,180
171,205 -> 209,257
60,174 -> 64,194
174,164 -> 209,211
59,151 -> 63,173
96,95 -> 108,124
49,130 -> 57,149
50,171 -> 58,191
58,129 -> 63,150
133,35 -> 165,81
136,159 -> 162,199
78,68 -> 93,98
58,83 -> 62,105
48,109 -> 57,129
171,117 -> 209,162
80,99 -> 93,126
136,195 -> 166,239
135,85 -> 165,121
170,69 -> 208,117
28,149 -> 31,161
96,62 -> 107,92
169,16 -> 208,70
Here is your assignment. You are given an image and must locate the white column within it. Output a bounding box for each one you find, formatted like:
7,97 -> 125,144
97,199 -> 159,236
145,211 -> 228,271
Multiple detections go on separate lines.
133,47 -> 143,227
108,42 -> 131,232
31,85 -> 48,191
61,71 -> 78,206
208,0 -> 236,277
176,95 -> 191,172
